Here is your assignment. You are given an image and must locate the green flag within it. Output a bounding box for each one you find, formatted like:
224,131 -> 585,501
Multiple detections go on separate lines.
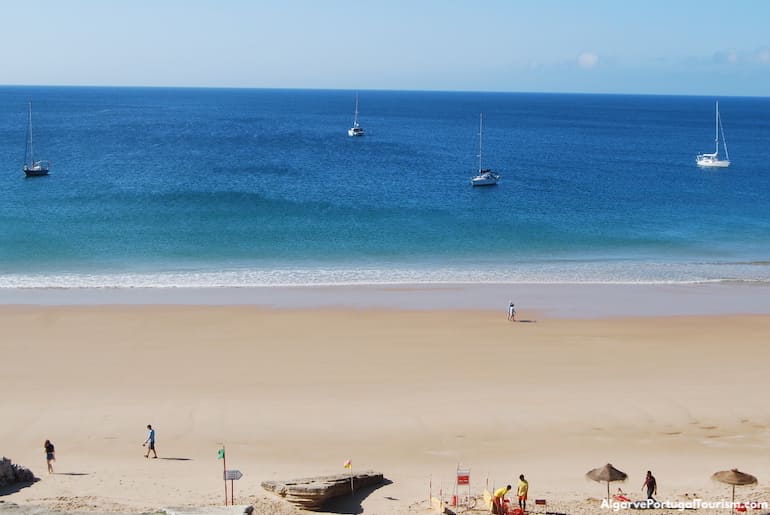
217,448 -> 225,459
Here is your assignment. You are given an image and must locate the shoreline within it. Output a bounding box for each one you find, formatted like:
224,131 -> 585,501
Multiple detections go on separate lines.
1,282 -> 770,318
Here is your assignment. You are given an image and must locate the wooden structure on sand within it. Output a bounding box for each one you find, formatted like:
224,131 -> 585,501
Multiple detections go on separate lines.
261,471 -> 385,511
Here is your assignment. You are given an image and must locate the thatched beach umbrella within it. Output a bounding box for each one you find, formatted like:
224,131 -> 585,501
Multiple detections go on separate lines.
586,463 -> 628,501
711,469 -> 757,512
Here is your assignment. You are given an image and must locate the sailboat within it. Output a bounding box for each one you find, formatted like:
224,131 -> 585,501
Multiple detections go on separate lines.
696,101 -> 730,168
347,93 -> 364,137
470,113 -> 500,186
23,102 -> 50,177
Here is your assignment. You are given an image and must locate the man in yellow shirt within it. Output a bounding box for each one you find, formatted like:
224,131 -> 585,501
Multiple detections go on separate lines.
517,474 -> 529,512
492,485 -> 511,514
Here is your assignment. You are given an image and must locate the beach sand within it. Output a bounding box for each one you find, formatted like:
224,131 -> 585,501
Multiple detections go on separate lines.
2,292 -> 770,514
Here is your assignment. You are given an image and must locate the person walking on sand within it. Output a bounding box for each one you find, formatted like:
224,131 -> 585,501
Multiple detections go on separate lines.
44,440 -> 55,474
492,484 -> 511,514
642,470 -> 657,502
142,424 -> 157,458
517,474 -> 529,512
508,302 -> 516,321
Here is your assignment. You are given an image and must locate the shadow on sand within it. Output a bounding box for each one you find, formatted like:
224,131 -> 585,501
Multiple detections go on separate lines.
54,472 -> 90,476
0,479 -> 39,497
159,457 -> 192,461
321,478 -> 393,515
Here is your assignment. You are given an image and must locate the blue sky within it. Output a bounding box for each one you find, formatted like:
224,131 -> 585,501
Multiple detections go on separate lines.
2,0 -> 769,95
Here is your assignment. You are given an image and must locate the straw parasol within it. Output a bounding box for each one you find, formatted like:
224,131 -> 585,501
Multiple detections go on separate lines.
711,469 -> 757,512
586,463 -> 628,501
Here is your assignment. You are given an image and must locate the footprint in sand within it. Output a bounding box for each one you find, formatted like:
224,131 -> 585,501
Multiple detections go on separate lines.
662,431 -> 682,436
700,425 -> 718,430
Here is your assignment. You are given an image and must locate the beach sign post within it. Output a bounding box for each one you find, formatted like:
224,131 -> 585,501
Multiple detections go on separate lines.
224,469 -> 243,505
217,445 -> 227,505
456,465 -> 471,507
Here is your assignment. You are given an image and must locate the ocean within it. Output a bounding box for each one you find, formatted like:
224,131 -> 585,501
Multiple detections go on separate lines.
1,86 -> 769,288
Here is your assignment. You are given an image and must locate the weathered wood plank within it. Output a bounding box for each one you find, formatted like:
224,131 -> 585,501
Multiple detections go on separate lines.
262,471 -> 385,510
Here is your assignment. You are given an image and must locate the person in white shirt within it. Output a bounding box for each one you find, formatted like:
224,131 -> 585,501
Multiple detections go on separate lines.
508,302 -> 516,321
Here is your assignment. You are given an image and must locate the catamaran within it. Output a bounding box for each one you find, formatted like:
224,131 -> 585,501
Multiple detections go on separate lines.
696,101 -> 730,168
347,94 -> 364,137
23,102 -> 50,177
471,113 -> 500,186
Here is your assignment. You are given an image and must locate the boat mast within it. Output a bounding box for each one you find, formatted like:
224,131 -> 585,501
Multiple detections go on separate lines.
714,101 -> 720,156
26,102 -> 34,165
353,93 -> 359,127
718,103 -> 730,161
478,113 -> 483,172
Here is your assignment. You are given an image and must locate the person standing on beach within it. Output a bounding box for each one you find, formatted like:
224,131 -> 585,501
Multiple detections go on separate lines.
517,474 -> 529,512
142,424 -> 157,458
642,470 -> 657,501
492,484 -> 511,514
44,440 -> 55,474
508,302 -> 516,321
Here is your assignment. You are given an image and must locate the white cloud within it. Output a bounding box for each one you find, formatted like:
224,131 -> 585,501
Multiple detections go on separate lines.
712,49 -> 739,64
577,52 -> 599,69
711,47 -> 770,65
755,47 -> 770,64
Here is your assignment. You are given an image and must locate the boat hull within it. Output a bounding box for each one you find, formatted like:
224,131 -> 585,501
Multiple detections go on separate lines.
348,128 -> 364,137
471,178 -> 498,186
696,157 -> 730,168
471,170 -> 500,186
23,164 -> 50,177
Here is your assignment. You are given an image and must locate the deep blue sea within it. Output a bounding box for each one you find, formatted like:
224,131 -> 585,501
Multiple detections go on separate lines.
1,86 -> 769,287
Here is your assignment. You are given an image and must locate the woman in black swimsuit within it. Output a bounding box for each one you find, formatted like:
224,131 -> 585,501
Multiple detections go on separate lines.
44,440 -> 55,474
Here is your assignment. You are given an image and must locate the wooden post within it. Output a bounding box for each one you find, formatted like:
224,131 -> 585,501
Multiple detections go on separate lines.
222,446 -> 227,506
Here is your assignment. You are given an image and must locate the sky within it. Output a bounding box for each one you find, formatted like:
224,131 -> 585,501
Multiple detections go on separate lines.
2,0 -> 769,96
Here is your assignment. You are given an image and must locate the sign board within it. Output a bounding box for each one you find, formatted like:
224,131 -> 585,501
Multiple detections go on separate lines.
224,469 -> 243,481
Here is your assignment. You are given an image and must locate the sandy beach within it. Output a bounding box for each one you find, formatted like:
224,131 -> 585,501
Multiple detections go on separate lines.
2,285 -> 770,514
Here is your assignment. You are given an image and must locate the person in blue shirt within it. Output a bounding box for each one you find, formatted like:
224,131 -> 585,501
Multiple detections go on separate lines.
142,424 -> 157,458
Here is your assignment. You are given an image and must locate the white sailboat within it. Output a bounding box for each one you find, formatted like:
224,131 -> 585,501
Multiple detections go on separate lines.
696,101 -> 730,168
471,113 -> 500,186
347,94 -> 364,137
23,102 -> 50,177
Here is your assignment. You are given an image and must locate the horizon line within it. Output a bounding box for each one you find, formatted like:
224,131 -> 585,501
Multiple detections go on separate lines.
0,83 -> 766,100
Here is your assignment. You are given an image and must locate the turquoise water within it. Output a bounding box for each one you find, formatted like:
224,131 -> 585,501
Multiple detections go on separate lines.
1,87 -> 769,287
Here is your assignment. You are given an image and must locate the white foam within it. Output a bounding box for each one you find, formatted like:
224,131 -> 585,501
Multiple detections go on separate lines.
1,260 -> 768,289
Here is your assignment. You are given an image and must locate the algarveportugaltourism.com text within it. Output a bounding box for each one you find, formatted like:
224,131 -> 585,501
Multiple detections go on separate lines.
601,499 -> 768,511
